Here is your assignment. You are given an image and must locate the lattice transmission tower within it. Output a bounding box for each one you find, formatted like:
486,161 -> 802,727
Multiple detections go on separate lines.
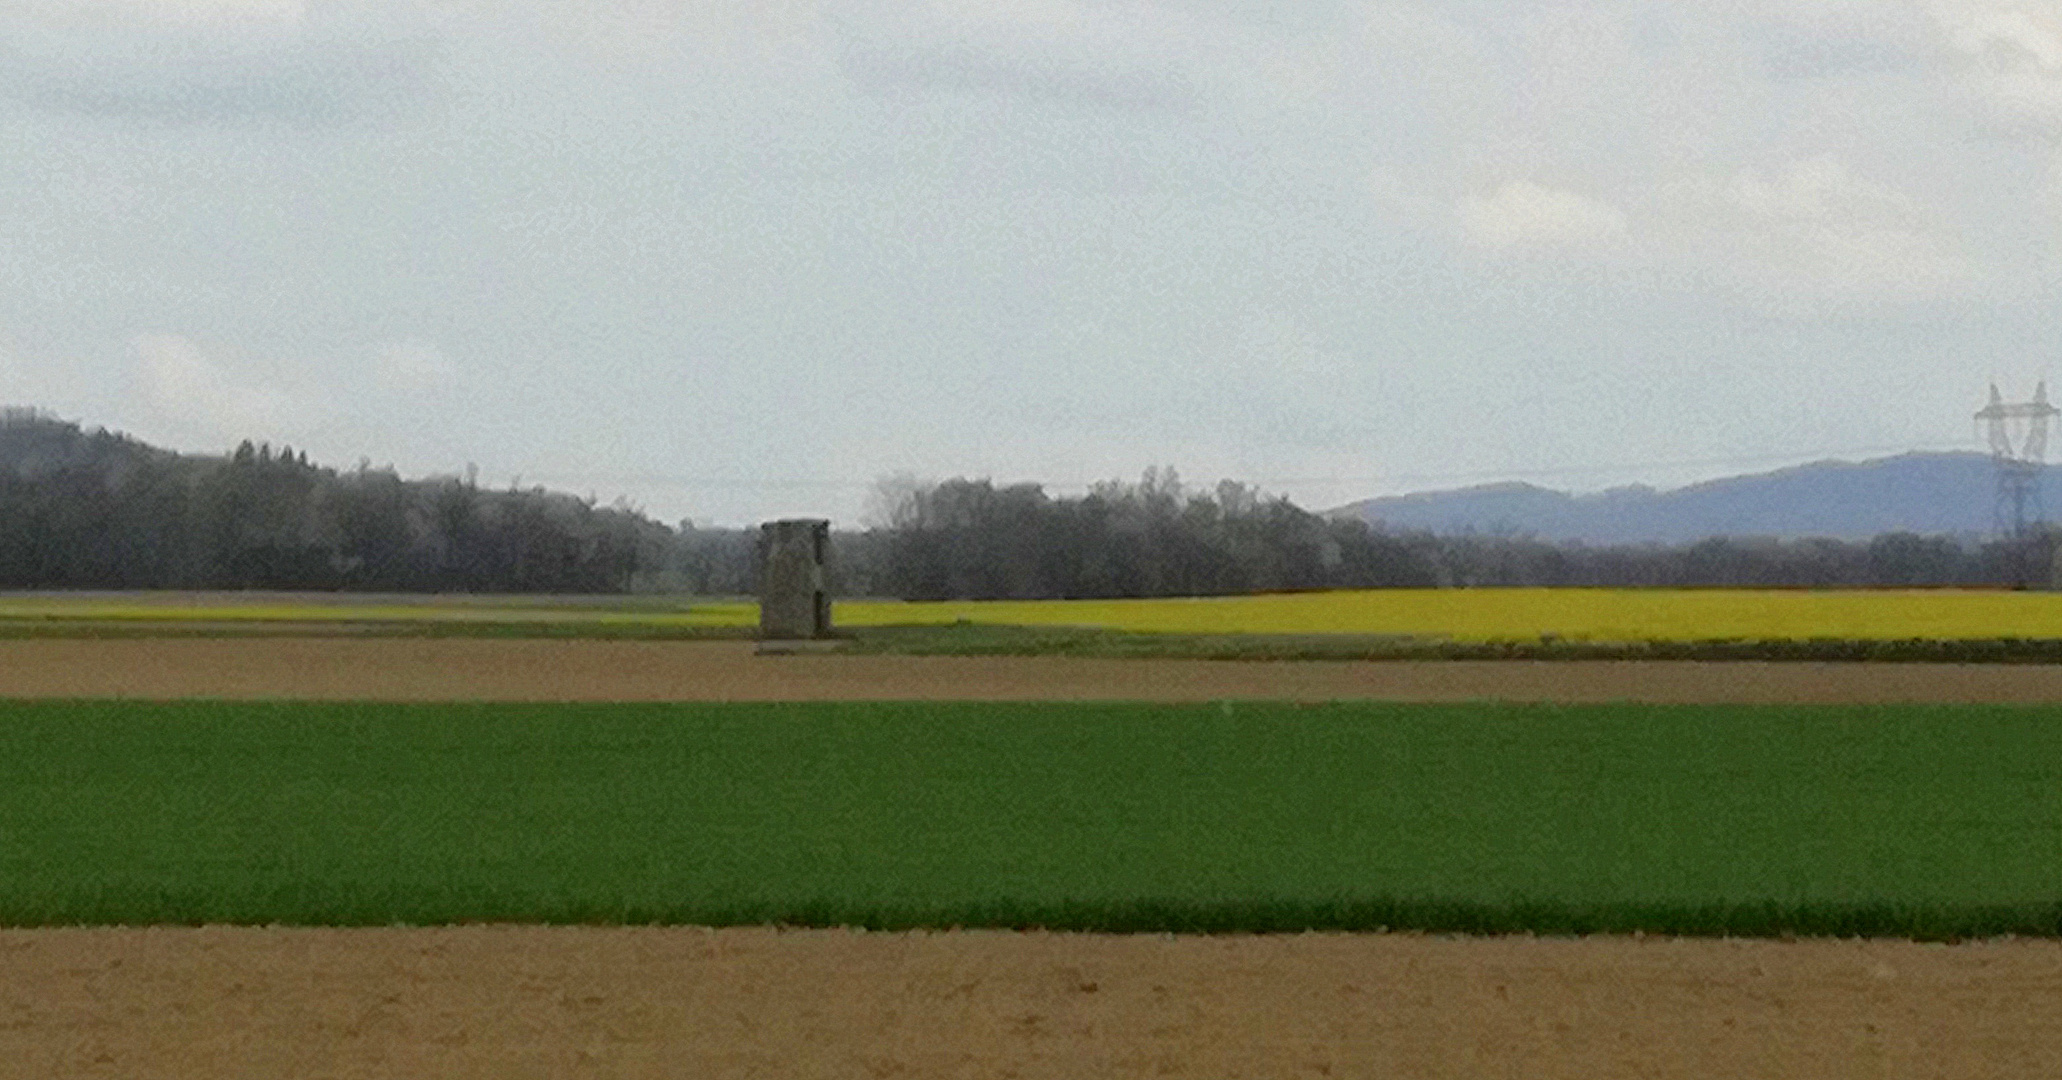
1974,382 -> 2060,540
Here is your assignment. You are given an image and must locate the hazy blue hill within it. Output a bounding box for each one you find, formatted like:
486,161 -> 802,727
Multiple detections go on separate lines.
1330,452 -> 2058,543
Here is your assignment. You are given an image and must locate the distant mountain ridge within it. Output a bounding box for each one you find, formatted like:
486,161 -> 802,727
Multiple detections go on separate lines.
1329,452 -> 2054,544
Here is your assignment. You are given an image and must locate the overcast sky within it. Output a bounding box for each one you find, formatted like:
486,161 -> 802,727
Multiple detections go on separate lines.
3,0 -> 2060,525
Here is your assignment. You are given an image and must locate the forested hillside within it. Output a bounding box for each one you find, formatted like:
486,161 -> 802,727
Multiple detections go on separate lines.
0,409 -> 668,592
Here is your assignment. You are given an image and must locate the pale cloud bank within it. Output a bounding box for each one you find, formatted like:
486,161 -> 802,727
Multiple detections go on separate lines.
1931,1 -> 2062,138
135,334 -> 315,444
1646,156 -> 1978,310
372,339 -> 458,390
1461,181 -> 1630,253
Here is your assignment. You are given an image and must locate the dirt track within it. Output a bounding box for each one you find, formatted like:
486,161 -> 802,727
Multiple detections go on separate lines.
3,927 -> 2057,1080
10,637 -> 2062,702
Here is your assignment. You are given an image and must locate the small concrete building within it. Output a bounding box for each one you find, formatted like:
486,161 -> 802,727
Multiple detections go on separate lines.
759,518 -> 833,644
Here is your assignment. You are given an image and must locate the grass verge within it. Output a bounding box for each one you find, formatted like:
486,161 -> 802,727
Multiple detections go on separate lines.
0,621 -> 756,641
4,700 -> 2060,937
8,891 -> 2059,940
845,622 -> 2062,663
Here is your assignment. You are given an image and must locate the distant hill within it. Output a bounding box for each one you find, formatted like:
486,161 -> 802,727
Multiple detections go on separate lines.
0,406 -> 174,478
1328,452 -> 2054,544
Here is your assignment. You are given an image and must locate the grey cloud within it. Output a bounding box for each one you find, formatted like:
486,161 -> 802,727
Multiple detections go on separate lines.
824,0 -> 1205,112
838,43 -> 1195,112
1730,3 -> 1938,79
1752,30 -> 1931,79
0,20 -> 438,127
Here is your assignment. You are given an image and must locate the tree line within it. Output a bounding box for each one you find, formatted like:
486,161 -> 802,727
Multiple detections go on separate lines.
857,472 -> 2059,598
0,410 -> 665,592
2,410 -> 2053,596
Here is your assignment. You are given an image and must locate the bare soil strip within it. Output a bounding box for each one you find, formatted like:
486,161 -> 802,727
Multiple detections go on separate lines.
10,638 -> 2062,702
1,926 -> 2054,1080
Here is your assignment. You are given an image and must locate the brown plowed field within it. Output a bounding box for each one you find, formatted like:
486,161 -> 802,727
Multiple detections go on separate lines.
9,637 -> 2062,702
8,638 -> 2062,1077
4,927 -> 2057,1080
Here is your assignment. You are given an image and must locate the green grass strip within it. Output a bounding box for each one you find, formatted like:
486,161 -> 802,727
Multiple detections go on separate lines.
0,621 -> 755,641
4,700 -> 2060,937
847,623 -> 2062,663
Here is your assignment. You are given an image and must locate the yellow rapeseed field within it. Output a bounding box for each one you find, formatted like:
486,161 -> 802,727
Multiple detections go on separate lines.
9,589 -> 2062,642
834,589 -> 2062,642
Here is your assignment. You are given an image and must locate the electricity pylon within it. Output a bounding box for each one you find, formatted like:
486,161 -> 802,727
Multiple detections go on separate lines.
1975,382 -> 2059,548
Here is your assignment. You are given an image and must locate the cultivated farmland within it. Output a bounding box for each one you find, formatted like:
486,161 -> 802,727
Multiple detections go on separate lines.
5,699 -> 2061,936
4,593 -> 2062,1078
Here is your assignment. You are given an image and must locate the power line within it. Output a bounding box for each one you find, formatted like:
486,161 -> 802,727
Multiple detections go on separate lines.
507,439 -> 1988,498
513,475 -> 877,491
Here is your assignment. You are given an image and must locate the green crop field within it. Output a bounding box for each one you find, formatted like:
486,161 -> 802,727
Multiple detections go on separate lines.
4,700 -> 2060,938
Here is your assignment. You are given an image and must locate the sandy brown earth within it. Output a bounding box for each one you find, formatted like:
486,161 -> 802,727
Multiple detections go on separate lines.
3,927 -> 2058,1080
8,639 -> 2062,1077
10,637 -> 2062,702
